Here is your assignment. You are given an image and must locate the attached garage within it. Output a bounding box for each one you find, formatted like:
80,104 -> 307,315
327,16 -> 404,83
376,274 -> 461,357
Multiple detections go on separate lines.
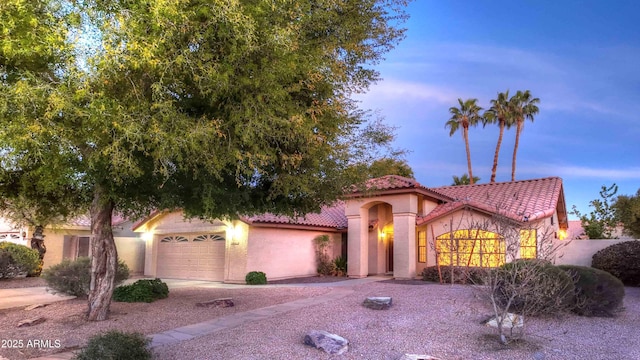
156,233 -> 226,281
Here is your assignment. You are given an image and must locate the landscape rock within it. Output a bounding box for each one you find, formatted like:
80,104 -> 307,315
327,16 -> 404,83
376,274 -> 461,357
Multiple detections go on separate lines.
196,298 -> 234,308
398,355 -> 441,360
303,330 -> 349,355
363,296 -> 392,310
24,303 -> 48,311
17,316 -> 46,327
484,313 -> 524,329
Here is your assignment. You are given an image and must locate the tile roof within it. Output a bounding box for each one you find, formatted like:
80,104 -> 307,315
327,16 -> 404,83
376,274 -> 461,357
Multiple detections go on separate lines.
67,214 -> 128,228
243,201 -> 347,229
421,177 -> 564,225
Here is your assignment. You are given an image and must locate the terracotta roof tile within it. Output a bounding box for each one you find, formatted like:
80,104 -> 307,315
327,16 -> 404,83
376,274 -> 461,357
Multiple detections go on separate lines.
244,202 -> 347,229
424,177 -> 564,224
67,214 -> 128,228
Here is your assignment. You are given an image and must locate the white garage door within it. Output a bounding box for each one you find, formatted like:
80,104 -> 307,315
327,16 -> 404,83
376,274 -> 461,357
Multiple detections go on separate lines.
156,233 -> 226,281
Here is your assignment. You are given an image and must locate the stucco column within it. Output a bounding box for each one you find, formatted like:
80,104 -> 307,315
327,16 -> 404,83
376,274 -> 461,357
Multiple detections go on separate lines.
144,235 -> 158,277
347,212 -> 369,278
393,212 -> 417,279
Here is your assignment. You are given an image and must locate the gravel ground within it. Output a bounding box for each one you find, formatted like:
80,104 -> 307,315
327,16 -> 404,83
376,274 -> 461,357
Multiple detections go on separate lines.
1,280 -> 639,360
0,277 -> 46,289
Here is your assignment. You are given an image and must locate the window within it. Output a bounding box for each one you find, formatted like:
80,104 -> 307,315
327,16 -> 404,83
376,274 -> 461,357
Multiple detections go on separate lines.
436,230 -> 505,268
519,229 -> 537,259
418,231 -> 427,263
193,234 -> 225,242
159,236 -> 188,243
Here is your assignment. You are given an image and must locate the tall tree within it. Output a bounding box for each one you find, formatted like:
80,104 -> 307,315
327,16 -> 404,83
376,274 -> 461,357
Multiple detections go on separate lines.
367,158 -> 415,179
451,174 -> 480,186
446,98 -> 482,185
510,90 -> 540,181
571,184 -> 619,239
0,0 -> 409,320
483,91 -> 514,183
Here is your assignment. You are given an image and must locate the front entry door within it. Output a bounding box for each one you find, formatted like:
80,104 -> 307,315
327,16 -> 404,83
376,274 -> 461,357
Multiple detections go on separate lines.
386,233 -> 394,273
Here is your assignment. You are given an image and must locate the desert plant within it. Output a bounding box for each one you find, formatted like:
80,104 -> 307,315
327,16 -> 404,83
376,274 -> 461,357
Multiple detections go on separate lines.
113,278 -> 169,303
0,242 -> 40,278
331,255 -> 347,276
314,235 -> 335,276
559,265 -> 625,317
72,330 -> 151,360
245,271 -> 267,285
495,259 -> 575,317
42,257 -> 129,297
591,240 -> 640,286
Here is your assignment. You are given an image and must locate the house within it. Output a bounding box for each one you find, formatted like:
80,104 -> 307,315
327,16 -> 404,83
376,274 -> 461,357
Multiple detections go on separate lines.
0,215 -> 145,274
133,175 -> 569,282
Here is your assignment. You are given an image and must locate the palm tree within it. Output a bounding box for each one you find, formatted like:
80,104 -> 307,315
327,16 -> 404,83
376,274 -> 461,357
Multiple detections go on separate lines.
446,98 -> 482,185
510,90 -> 539,181
451,174 -> 480,186
483,91 -> 515,183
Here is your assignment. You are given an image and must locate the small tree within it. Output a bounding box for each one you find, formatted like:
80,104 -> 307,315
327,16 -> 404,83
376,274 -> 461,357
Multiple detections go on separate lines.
434,206 -> 571,345
314,235 -> 334,276
613,188 -> 640,238
572,184 -> 618,239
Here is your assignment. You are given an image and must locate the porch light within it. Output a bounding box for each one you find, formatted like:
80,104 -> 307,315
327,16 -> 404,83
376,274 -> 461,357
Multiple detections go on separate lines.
379,230 -> 386,239
556,229 -> 567,240
141,232 -> 153,242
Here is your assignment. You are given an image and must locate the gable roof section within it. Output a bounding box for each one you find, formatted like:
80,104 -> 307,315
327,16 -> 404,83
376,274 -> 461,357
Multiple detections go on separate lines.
419,177 -> 567,227
348,175 -> 453,202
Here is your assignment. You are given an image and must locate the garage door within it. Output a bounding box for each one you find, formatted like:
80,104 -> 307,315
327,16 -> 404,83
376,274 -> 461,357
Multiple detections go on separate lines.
156,233 -> 226,281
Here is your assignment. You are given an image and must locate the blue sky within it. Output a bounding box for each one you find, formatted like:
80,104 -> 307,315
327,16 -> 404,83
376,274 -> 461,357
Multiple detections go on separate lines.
356,0 -> 640,219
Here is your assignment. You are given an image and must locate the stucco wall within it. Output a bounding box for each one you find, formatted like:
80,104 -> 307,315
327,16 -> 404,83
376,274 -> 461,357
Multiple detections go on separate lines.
244,227 -> 340,281
42,228 -> 92,269
115,237 -> 145,274
554,239 -> 637,266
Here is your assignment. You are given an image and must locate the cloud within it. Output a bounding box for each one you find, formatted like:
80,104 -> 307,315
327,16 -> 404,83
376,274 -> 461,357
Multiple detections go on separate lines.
358,78 -> 459,105
521,164 -> 640,180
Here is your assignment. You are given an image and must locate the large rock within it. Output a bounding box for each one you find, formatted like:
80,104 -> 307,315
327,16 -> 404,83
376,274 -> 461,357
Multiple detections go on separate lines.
196,298 -> 234,308
484,313 -> 524,329
303,330 -> 349,355
399,355 -> 441,360
363,296 -> 392,310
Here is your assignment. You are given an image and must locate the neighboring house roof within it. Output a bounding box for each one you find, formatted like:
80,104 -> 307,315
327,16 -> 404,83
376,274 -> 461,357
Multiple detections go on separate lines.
568,220 -> 586,239
418,177 -> 568,227
242,202 -> 348,230
66,214 -> 129,229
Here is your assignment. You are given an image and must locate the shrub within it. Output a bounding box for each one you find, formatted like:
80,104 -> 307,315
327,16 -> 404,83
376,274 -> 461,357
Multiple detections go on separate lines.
592,241 -> 640,286
559,265 -> 625,317
72,330 -> 151,360
314,235 -> 335,276
495,259 -> 575,316
421,266 -> 484,284
0,242 -> 40,278
42,257 -> 129,297
113,278 -> 169,303
245,271 -> 267,285
332,255 -> 347,276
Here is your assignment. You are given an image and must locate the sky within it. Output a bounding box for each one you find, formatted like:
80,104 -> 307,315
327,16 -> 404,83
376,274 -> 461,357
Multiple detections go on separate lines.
355,0 -> 640,219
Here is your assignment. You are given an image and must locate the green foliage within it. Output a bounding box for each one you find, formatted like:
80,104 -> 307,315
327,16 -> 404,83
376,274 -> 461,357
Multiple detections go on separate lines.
113,278 -> 169,303
495,259 -> 575,316
72,330 -> 151,360
245,271 -> 267,285
613,188 -> 640,238
571,184 -> 619,239
591,241 -> 640,286
446,98 -> 482,185
558,265 -> 625,317
333,255 -> 348,276
451,174 -> 480,186
42,257 -> 129,297
366,158 -> 414,179
0,242 -> 40,278
420,266 -> 484,284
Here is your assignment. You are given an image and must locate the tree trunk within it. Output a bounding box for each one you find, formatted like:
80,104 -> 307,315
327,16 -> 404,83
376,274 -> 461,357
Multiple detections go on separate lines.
490,121 -> 505,183
511,121 -> 522,182
87,186 -> 118,321
29,225 -> 47,276
463,126 -> 474,185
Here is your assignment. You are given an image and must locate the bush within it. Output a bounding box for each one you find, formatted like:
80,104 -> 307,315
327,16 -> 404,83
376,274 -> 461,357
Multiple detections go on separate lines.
332,255 -> 347,276
72,330 -> 151,360
0,242 -> 40,278
113,278 -> 169,303
245,271 -> 267,285
421,266 -> 485,284
592,241 -> 640,286
495,259 -> 575,316
559,265 -> 625,317
42,257 -> 129,297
